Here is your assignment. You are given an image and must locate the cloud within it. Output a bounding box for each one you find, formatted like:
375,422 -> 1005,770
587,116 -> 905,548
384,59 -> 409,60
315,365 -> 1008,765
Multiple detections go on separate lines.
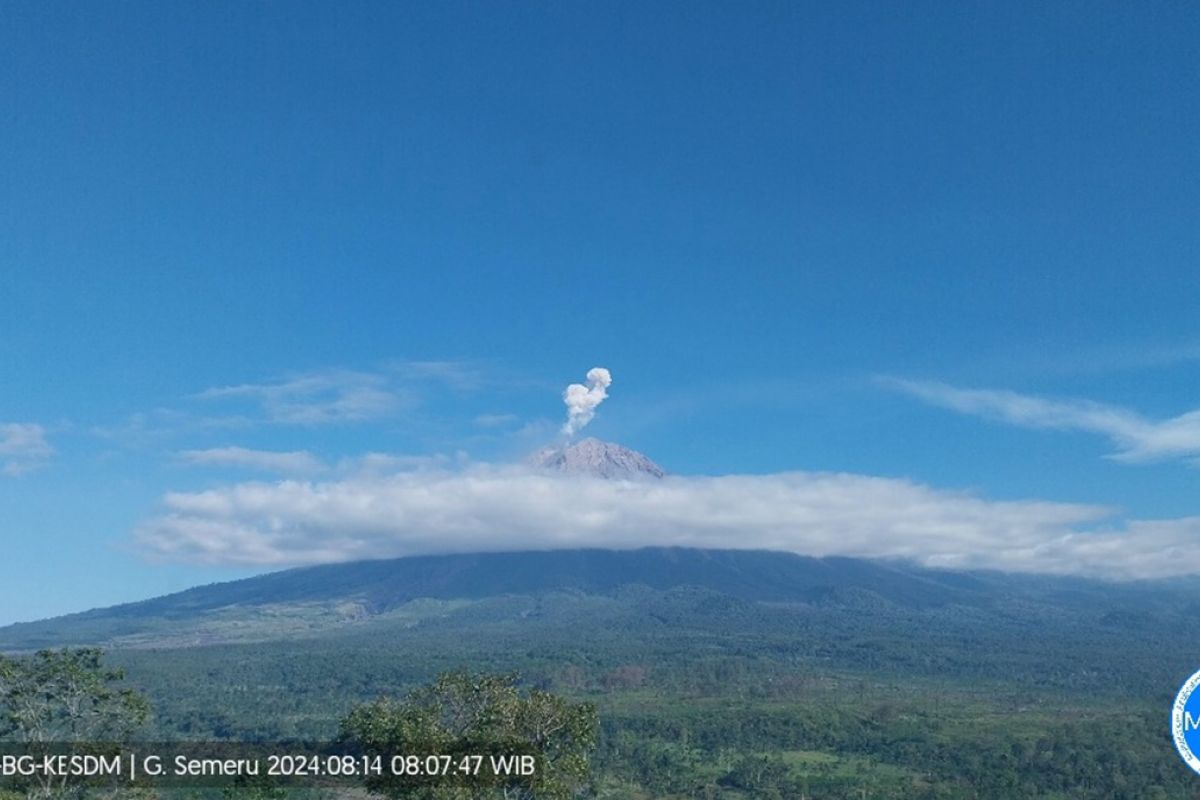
335,452 -> 462,474
92,408 -> 253,446
0,423 -> 54,476
386,360 -> 488,391
198,370 -> 409,425
133,463 -> 1200,579
94,361 -> 505,448
177,447 -> 327,475
885,378 -> 1200,464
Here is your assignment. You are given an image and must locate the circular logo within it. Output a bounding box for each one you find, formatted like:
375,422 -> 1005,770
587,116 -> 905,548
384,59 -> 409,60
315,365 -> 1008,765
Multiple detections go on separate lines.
1173,669 -> 1200,774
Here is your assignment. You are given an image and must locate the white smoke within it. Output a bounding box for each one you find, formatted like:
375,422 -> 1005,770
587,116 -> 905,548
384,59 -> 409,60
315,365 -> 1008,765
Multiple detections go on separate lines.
562,367 -> 612,436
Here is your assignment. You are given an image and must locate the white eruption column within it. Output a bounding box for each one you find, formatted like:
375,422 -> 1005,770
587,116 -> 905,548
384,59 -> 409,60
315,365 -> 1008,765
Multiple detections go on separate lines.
562,367 -> 612,436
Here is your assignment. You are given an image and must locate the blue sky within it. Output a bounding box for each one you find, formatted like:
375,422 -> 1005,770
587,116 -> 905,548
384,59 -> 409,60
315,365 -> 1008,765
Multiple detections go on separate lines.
1,1 -> 1198,625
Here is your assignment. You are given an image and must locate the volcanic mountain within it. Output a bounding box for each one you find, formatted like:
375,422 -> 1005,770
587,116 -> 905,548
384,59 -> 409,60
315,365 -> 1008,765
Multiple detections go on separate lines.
3,440 -> 1196,658
2,544 -> 1194,653
528,437 -> 666,479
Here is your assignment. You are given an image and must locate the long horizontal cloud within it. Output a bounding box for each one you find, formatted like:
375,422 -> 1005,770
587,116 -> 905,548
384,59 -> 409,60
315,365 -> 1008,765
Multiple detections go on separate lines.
199,370 -> 408,426
886,378 -> 1200,464
192,362 -> 492,428
177,447 -> 327,475
134,465 -> 1200,579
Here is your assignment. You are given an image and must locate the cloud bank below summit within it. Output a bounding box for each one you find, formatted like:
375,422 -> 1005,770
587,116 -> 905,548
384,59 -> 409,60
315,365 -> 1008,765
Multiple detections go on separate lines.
134,464 -> 1200,580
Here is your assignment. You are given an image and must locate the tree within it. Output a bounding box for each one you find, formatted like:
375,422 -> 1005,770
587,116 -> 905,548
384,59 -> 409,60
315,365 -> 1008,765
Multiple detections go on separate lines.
0,649 -> 149,799
340,671 -> 597,800
0,649 -> 148,744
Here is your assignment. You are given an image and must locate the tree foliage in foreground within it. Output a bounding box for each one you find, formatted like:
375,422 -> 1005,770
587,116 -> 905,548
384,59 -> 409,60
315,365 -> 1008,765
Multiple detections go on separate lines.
340,671 -> 598,800
0,648 -> 149,745
0,649 -> 149,799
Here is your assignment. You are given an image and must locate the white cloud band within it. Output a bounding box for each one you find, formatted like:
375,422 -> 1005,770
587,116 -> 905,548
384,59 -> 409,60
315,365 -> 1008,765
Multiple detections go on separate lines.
134,465 -> 1200,580
887,378 -> 1200,464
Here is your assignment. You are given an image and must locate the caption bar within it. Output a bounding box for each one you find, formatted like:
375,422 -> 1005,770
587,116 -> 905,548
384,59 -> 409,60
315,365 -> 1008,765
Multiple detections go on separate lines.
0,743 -> 539,789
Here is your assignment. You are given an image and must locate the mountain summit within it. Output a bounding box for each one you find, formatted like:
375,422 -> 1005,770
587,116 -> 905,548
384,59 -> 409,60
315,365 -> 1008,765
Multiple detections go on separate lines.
529,437 -> 666,479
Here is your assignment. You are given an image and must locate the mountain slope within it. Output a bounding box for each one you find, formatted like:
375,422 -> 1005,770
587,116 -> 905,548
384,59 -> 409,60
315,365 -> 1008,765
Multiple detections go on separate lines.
0,548 -> 976,642
1,546 -> 1192,652
528,438 -> 666,479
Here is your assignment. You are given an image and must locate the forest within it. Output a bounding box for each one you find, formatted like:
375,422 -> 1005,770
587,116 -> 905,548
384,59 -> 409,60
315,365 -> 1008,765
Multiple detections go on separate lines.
4,563 -> 1199,798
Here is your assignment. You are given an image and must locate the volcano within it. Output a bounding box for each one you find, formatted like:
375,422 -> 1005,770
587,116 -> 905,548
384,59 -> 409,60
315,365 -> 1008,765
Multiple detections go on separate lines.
528,437 -> 666,479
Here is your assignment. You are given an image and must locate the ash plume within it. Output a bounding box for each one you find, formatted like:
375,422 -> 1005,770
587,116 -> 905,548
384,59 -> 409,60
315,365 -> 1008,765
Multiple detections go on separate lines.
562,367 -> 612,436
